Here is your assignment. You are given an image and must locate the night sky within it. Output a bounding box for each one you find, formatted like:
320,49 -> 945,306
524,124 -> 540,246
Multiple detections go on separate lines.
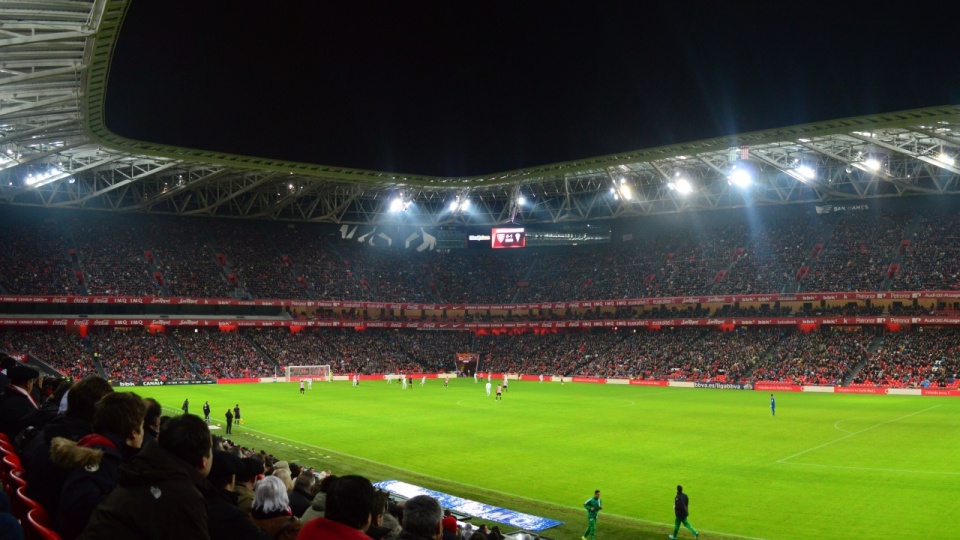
104,1 -> 960,177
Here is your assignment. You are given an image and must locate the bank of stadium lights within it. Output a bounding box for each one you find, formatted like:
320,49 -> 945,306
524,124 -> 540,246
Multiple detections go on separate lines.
795,164 -> 816,181
24,166 -> 70,188
667,171 -> 693,195
449,196 -> 470,213
389,194 -> 413,213
726,163 -> 753,188
610,178 -> 633,200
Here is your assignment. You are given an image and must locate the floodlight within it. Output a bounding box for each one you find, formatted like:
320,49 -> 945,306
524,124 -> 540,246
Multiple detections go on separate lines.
937,152 -> 955,166
668,178 -> 693,194
796,165 -> 816,180
389,198 -> 405,212
25,166 -> 68,188
517,195 -> 526,206
449,196 -> 470,213
728,168 -> 752,187
864,158 -> 882,171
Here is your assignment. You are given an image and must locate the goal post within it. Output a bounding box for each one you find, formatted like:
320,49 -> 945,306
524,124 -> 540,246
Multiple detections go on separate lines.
285,365 -> 331,382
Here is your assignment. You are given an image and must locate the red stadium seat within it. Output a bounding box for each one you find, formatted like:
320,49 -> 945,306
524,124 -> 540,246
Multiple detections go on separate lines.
26,507 -> 62,540
2,452 -> 21,472
14,484 -> 41,522
6,467 -> 26,501
1,451 -> 22,490
0,437 -> 14,455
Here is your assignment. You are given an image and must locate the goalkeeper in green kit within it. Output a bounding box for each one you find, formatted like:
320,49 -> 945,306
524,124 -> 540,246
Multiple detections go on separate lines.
582,489 -> 602,540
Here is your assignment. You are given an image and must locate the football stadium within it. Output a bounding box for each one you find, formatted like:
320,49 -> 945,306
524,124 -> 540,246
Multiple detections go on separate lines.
1,2 -> 959,540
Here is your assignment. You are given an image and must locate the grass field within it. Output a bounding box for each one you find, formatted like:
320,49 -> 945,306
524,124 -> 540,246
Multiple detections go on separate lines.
134,379 -> 960,540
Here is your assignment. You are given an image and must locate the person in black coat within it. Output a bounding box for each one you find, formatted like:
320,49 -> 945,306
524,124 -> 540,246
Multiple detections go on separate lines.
0,364 -> 40,439
287,473 -> 316,519
0,354 -> 16,398
79,414 -> 216,540
53,392 -> 146,539
669,485 -> 699,540
206,450 -> 270,540
24,376 -> 114,519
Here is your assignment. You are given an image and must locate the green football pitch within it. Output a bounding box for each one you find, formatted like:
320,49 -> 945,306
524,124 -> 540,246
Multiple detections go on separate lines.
135,379 -> 960,540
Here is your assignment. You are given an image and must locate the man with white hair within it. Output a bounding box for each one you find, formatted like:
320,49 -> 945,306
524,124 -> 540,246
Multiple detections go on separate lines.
397,494 -> 443,540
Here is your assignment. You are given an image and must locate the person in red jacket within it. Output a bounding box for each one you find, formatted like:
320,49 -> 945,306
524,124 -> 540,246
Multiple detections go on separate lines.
297,475 -> 375,540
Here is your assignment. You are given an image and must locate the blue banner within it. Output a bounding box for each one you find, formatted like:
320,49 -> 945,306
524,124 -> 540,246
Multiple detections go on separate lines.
374,480 -> 563,532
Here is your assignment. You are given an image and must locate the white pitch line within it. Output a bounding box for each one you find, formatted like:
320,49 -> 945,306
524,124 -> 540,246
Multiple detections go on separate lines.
228,424 -> 769,539
777,405 -> 941,464
779,461 -> 960,476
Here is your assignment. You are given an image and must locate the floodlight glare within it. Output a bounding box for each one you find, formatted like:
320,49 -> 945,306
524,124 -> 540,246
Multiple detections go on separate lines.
864,158 -> 882,171
517,195 -> 526,206
24,166 -> 67,188
669,178 -> 693,195
620,184 -> 633,200
796,165 -> 816,180
728,168 -> 752,187
937,153 -> 955,166
389,198 -> 405,212
449,200 -> 459,212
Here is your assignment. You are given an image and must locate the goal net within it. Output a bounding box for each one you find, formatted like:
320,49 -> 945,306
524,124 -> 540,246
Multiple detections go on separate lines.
285,365 -> 331,381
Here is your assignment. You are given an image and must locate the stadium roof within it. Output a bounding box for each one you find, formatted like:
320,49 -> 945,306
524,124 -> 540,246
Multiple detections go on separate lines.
2,0 -> 960,226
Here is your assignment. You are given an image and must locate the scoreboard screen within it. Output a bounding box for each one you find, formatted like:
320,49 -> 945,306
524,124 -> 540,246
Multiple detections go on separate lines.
491,227 -> 526,249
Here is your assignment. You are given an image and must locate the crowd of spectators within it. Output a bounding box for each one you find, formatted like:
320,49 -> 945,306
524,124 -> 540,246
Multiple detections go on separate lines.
0,329 -> 98,380
754,329 -> 873,385
249,328 -> 473,375
146,217 -> 236,298
68,216 -> 163,296
336,242 -> 434,303
209,221 -> 308,300
0,217 -> 76,295
429,249 -> 531,304
712,214 -> 828,295
853,328 -> 960,387
0,377 -> 502,540
890,211 -> 960,291
800,211 -> 913,292
8,207 -> 960,304
7,321 -> 960,392
171,328 -> 277,379
93,328 -> 197,382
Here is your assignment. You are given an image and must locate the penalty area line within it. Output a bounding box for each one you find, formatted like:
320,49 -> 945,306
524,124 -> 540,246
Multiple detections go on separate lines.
777,405 -> 941,464
778,461 -> 960,476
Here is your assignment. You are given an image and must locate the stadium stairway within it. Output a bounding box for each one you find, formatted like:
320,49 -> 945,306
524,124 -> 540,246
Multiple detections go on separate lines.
878,213 -> 924,291
163,332 -> 208,380
57,220 -> 89,297
841,333 -> 885,386
242,333 -> 281,371
788,214 -> 839,295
